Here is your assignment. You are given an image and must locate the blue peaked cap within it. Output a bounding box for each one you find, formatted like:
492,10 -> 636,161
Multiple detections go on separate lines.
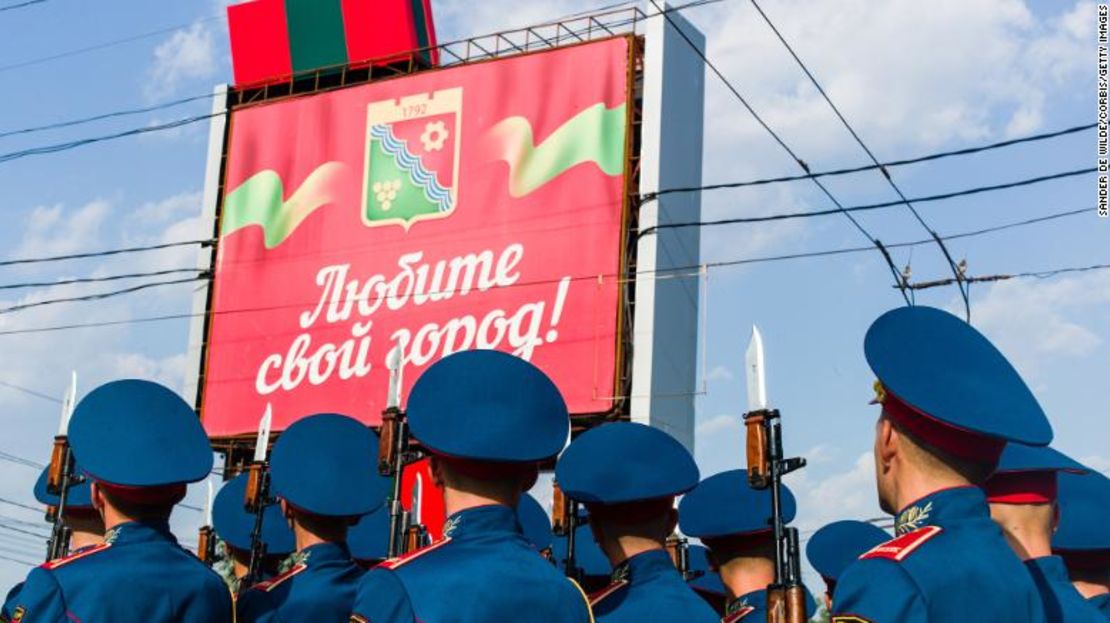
1053,471 -> 1110,552
517,493 -> 554,551
556,422 -> 699,504
213,473 -> 294,555
269,413 -> 389,517
864,306 -> 1052,445
406,350 -> 569,462
806,520 -> 890,582
679,469 -> 796,539
69,380 -> 212,487
348,506 -> 390,562
34,466 -> 93,509
993,443 -> 1089,474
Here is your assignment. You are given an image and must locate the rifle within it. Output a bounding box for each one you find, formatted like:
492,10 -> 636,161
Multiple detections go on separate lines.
742,327 -> 807,623
551,480 -> 580,580
379,347 -> 423,558
197,481 -> 217,565
45,372 -> 79,561
665,534 -> 692,579
242,404 -> 273,589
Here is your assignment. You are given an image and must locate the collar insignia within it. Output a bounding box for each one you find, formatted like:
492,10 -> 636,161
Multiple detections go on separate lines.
896,501 -> 933,535
610,560 -> 631,583
443,516 -> 461,538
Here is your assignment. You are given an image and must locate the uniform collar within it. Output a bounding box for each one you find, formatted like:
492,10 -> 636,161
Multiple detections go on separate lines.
288,542 -> 351,568
1024,555 -> 1070,584
727,589 -> 765,616
1088,593 -> 1110,612
442,504 -> 520,540
895,486 -> 987,535
104,520 -> 176,545
610,549 -> 675,584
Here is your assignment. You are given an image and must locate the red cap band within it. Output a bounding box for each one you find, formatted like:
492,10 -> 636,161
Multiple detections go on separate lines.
983,471 -> 1057,504
97,482 -> 187,506
879,386 -> 1005,464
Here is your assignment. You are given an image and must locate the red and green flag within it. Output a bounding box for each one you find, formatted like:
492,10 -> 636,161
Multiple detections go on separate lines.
227,0 -> 438,87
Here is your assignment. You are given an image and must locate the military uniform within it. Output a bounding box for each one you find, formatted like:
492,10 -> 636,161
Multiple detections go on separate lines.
832,306 -> 1055,623
212,472 -> 296,593
237,413 -> 388,622
984,443 -> 1102,623
806,520 -> 890,606
349,350 -> 593,623
718,588 -> 817,622
7,380 -> 233,622
556,422 -> 718,623
1053,472 -> 1110,622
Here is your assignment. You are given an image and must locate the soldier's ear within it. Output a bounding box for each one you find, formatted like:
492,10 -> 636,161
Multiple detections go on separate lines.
876,416 -> 898,468
428,456 -> 446,488
90,481 -> 106,513
1051,503 -> 1060,534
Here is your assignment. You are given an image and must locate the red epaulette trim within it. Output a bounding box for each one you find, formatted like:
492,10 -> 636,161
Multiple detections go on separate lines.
375,538 -> 452,571
860,525 -> 942,562
252,563 -> 307,593
588,579 -> 628,607
722,606 -> 756,622
40,543 -> 111,570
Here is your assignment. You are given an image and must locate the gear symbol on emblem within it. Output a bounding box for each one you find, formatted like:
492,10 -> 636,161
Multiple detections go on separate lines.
420,121 -> 448,152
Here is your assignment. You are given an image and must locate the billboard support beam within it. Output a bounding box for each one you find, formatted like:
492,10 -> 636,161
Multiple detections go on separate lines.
631,2 -> 705,452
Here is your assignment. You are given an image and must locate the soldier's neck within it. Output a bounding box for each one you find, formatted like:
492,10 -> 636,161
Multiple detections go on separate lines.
718,555 -> 775,600
1072,579 -> 1110,599
69,529 -> 104,551
600,537 -> 663,568
987,503 -> 1054,560
442,487 -> 516,517
892,467 -> 970,514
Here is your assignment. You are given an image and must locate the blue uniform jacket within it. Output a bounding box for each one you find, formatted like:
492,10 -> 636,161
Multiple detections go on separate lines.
720,586 -> 817,622
1026,556 -> 1105,623
2,581 -> 23,622
587,549 -> 718,623
7,520 -> 232,622
1088,594 -> 1109,621
350,504 -> 593,623
832,486 -> 1046,623
237,542 -> 364,622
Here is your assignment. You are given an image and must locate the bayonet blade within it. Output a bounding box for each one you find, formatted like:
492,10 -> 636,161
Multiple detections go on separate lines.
745,326 -> 767,412
253,404 -> 272,463
386,346 -> 403,409
57,371 -> 77,436
411,473 -> 423,525
205,480 -> 214,527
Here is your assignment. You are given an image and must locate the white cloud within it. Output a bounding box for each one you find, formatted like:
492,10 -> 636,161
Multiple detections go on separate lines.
957,270 -> 1110,380
705,364 -> 733,381
11,200 -> 112,261
101,352 -> 189,393
146,22 -> 217,100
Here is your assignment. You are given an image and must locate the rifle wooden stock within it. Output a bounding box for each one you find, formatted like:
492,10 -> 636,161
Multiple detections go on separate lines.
197,526 -> 214,564
243,463 -> 265,511
744,412 -> 771,490
766,585 -> 808,623
379,409 -> 400,476
551,481 -> 571,536
45,505 -> 57,524
47,436 -> 67,494
404,524 -> 429,553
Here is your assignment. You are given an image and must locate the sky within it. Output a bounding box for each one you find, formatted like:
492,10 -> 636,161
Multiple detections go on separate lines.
0,0 -> 1100,593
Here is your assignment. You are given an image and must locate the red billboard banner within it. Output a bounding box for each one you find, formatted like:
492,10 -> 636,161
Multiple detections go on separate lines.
202,37 -> 633,436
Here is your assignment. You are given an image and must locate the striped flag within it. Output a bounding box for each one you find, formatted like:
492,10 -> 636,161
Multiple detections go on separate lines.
227,0 -> 438,87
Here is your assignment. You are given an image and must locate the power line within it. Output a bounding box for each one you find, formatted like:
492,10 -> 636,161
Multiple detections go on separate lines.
747,0 -> 971,317
643,122 -> 1095,200
0,268 -> 207,292
0,497 -> 44,513
642,167 -> 1094,235
904,263 -> 1110,290
0,111 -> 222,165
0,93 -> 216,141
0,238 -> 212,268
0,552 -> 35,567
0,15 -> 225,75
0,0 -> 46,13
0,379 -> 61,404
0,205 -> 1084,339
0,451 -> 45,470
647,0 -> 911,305
0,274 -> 209,316
0,522 -> 49,540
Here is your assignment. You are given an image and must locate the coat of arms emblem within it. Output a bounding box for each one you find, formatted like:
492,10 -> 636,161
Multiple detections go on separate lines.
362,87 -> 462,229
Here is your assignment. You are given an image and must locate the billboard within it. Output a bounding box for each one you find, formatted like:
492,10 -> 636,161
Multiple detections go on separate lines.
200,36 -> 635,436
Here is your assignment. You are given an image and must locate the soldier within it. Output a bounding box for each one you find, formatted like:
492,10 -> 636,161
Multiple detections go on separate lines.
983,443 -> 1103,622
349,350 -> 593,623
348,507 -> 390,570
518,493 -> 556,560
806,521 -> 890,613
1052,471 -> 1110,620
686,545 -> 728,616
1,465 -> 104,622
237,413 -> 389,622
831,306 -> 1054,623
7,379 -> 233,622
555,421 -> 719,623
679,471 -> 815,622
211,472 -> 295,592
553,509 -> 613,589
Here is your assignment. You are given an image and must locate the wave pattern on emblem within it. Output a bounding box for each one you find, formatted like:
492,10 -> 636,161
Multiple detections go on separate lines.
221,162 -> 347,249
483,102 -> 627,198
370,124 -> 454,213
